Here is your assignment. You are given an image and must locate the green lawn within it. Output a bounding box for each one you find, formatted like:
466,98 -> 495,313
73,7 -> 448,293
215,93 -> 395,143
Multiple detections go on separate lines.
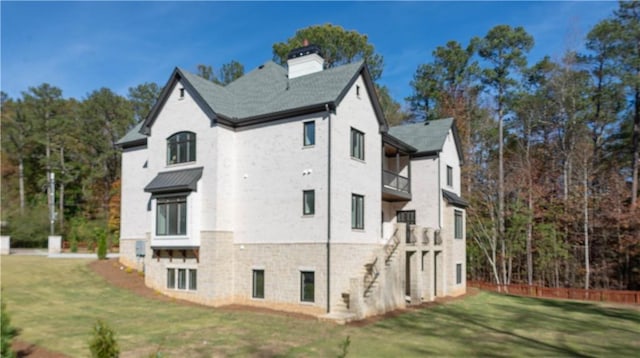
2,256 -> 639,357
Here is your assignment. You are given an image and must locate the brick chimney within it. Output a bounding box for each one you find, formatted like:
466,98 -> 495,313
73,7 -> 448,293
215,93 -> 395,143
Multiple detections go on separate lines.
286,40 -> 324,79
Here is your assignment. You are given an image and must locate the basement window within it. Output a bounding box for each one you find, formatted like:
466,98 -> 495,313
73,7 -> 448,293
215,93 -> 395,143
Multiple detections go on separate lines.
300,271 -> 315,302
167,268 -> 197,291
253,270 -> 265,299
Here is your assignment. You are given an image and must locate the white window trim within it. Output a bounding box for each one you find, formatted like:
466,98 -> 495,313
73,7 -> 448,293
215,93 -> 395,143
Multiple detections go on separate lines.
166,267 -> 198,291
153,195 -> 190,240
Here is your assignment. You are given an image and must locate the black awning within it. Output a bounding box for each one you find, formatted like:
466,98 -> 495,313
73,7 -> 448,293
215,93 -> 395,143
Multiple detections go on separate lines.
144,167 -> 203,194
442,189 -> 469,208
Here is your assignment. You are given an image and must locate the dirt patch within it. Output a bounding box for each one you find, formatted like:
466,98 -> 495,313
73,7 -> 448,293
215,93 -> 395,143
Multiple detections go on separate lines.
11,340 -> 68,358
88,258 -> 204,306
218,304 -> 317,320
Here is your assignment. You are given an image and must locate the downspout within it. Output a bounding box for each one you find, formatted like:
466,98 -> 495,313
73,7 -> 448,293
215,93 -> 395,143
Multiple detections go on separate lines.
438,156 -> 442,229
325,103 -> 332,314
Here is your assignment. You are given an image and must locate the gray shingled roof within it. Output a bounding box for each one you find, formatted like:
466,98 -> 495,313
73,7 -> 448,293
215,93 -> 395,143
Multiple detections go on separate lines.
178,60 -> 363,121
388,118 -> 454,155
442,189 -> 469,208
116,121 -> 147,146
144,167 -> 203,194
118,58 -> 378,146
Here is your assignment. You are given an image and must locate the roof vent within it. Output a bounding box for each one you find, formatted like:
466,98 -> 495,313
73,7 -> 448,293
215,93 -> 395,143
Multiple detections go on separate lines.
287,41 -> 324,79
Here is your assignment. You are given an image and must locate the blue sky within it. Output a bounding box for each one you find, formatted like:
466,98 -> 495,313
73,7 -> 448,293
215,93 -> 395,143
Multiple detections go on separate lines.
1,1 -> 618,104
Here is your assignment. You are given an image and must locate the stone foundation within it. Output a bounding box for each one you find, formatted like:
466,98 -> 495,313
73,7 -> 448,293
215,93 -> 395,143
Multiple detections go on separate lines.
119,225 -> 465,320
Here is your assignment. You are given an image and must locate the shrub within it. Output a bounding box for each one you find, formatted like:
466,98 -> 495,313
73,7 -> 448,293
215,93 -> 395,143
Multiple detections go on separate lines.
4,203 -> 49,248
337,336 -> 351,358
1,300 -> 19,358
67,217 -> 109,252
89,320 -> 119,358
70,237 -> 78,253
96,228 -> 107,260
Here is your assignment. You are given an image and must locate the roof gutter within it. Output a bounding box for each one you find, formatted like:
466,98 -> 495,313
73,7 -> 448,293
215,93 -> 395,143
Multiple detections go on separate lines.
230,103 -> 336,128
117,138 -> 148,149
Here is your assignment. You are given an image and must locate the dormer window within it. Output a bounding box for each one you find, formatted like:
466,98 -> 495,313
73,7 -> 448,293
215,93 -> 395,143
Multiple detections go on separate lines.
167,132 -> 196,165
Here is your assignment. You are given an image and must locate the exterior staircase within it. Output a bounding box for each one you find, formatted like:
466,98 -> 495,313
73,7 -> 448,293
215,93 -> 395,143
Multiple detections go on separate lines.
322,227 -> 404,323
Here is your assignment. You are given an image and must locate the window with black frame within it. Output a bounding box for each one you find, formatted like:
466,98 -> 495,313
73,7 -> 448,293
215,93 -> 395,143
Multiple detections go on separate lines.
300,271 -> 315,302
350,128 -> 364,160
167,132 -> 196,164
156,196 -> 187,236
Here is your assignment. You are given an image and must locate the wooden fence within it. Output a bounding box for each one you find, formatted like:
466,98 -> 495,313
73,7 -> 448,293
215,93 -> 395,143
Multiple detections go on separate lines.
468,281 -> 640,305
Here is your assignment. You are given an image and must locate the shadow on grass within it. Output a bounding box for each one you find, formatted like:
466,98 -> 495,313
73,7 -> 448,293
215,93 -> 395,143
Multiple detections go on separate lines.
372,292 -> 639,357
491,294 -> 640,335
532,295 -> 640,323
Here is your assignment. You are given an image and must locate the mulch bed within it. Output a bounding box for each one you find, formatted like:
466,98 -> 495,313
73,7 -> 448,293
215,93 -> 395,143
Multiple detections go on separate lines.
11,341 -> 68,358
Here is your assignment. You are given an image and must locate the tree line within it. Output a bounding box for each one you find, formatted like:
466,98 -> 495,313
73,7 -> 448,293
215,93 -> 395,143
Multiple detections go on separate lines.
1,83 -> 160,248
405,2 -> 639,289
2,4 -> 639,289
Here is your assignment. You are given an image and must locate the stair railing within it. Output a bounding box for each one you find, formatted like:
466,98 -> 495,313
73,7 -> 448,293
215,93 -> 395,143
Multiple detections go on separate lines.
384,228 -> 400,264
363,257 -> 379,296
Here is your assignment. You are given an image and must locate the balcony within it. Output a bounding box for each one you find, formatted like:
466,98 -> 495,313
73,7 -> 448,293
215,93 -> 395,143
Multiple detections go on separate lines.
382,138 -> 412,201
382,169 -> 411,201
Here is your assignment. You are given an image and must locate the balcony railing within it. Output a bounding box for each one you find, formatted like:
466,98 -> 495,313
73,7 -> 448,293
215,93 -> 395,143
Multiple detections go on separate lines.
382,169 -> 410,194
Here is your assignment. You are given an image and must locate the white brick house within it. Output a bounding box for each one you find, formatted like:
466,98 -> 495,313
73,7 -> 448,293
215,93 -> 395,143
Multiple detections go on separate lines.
117,44 -> 468,321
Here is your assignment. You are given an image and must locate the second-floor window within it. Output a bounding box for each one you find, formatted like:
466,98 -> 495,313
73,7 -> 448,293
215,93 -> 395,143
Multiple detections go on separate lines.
304,121 -> 315,146
447,165 -> 453,187
351,128 -> 364,160
167,132 -> 196,165
303,190 -> 315,215
157,196 -> 187,236
352,194 -> 364,229
454,210 -> 463,239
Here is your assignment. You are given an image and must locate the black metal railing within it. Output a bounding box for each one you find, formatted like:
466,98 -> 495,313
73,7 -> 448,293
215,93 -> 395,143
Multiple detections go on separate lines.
382,169 -> 410,193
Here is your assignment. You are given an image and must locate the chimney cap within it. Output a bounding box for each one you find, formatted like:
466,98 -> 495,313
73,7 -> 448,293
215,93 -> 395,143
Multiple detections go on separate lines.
287,43 -> 322,60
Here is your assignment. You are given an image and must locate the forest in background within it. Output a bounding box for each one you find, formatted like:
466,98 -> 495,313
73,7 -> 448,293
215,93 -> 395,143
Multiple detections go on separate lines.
2,1 -> 639,289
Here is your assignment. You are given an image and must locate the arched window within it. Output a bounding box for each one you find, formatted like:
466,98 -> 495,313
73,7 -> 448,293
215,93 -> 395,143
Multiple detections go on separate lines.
167,132 -> 196,164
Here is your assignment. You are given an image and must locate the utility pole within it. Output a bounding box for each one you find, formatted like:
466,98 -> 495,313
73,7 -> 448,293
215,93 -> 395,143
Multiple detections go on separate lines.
48,172 -> 55,235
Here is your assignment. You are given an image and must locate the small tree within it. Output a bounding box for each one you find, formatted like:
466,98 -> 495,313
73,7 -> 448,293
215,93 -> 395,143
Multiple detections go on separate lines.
1,300 -> 19,358
89,320 -> 119,358
337,336 -> 351,358
96,228 -> 107,260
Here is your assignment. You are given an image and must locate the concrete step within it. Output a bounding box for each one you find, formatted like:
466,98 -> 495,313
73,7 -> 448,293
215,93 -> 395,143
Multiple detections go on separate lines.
320,310 -> 357,325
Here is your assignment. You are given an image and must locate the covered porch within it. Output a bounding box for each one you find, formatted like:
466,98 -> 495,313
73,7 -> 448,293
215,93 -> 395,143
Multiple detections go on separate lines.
381,133 -> 415,201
